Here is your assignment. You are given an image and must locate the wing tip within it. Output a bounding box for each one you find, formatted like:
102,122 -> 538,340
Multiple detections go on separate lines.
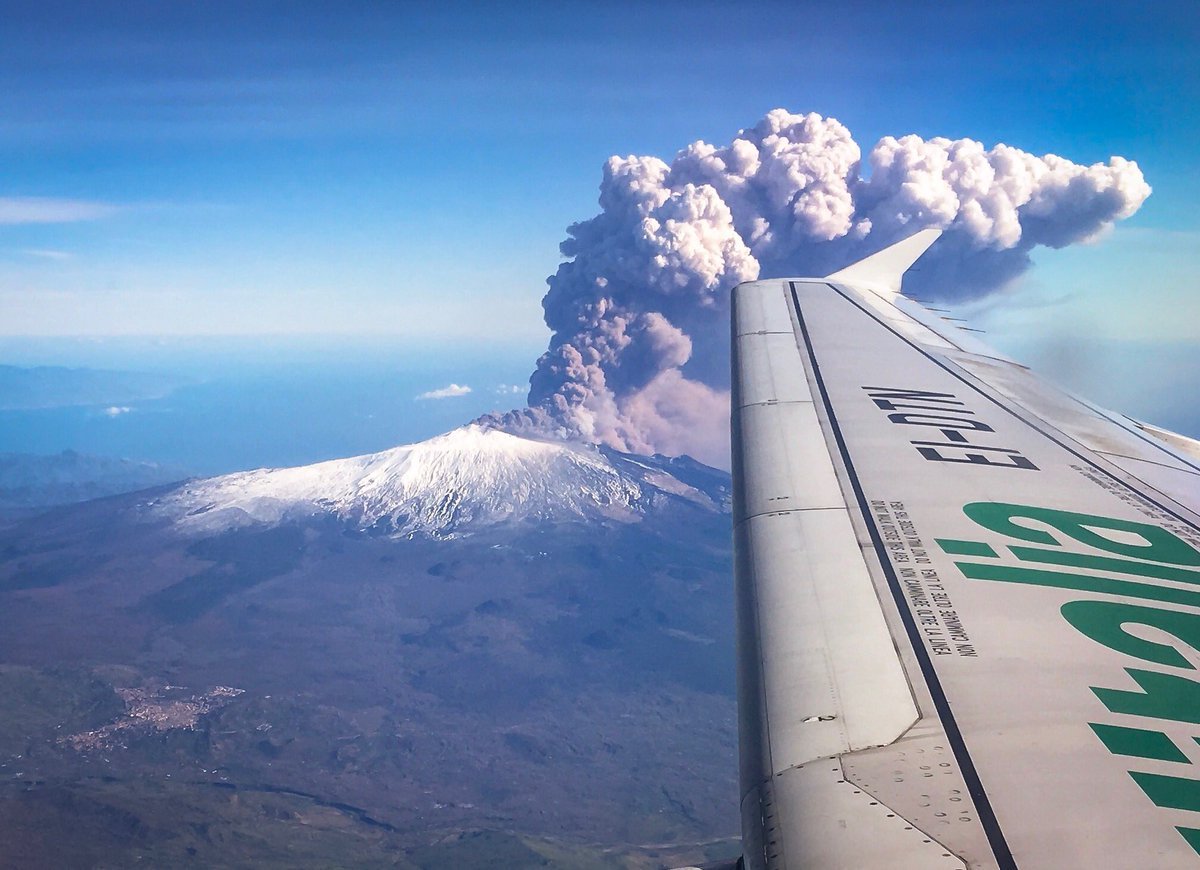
825,227 -> 942,295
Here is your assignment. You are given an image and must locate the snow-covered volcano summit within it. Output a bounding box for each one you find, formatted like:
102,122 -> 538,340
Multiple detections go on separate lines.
152,424 -> 728,538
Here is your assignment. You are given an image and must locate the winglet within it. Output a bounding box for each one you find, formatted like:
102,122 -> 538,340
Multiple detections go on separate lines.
825,227 -> 942,296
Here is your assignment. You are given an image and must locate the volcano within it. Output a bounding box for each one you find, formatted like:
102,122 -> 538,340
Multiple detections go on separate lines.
152,423 -> 729,537
0,427 -> 740,868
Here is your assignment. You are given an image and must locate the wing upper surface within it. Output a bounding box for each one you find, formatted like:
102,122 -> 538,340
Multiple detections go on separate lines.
732,242 -> 1200,869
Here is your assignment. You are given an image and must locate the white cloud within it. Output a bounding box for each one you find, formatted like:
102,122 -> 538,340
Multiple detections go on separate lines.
21,248 -> 74,261
103,406 -> 132,416
495,384 -> 525,395
417,383 -> 472,400
0,197 -> 119,225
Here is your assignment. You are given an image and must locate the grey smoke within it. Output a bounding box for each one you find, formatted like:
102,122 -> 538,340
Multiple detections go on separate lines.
485,109 -> 1151,466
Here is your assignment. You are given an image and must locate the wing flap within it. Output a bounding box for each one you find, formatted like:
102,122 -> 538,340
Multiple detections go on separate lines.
733,280 -> 924,868
734,330 -> 814,406
734,401 -> 842,518
771,762 -> 967,870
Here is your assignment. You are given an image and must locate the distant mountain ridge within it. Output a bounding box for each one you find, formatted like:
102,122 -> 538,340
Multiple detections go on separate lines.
0,364 -> 184,410
0,450 -> 189,511
152,424 -> 729,538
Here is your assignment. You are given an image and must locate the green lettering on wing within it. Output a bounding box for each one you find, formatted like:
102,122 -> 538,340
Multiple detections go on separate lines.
1090,723 -> 1190,763
962,502 -> 1200,566
1062,600 -> 1200,670
944,500 -> 1200,855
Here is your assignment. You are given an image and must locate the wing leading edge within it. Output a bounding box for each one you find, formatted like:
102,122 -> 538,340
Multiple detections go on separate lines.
731,232 -> 1200,868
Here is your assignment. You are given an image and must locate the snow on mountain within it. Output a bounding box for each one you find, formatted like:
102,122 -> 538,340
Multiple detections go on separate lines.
150,424 -> 725,538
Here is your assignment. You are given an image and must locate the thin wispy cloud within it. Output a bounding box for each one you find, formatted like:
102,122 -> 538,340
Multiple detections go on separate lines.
416,383 -> 471,400
0,197 -> 119,225
21,248 -> 74,261
103,406 -> 132,417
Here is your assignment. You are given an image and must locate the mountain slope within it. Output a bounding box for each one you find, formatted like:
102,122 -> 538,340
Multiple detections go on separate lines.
153,424 -> 727,537
0,426 -> 738,867
0,451 -> 188,512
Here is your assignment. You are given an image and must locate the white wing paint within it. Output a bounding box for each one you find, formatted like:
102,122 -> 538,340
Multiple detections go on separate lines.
731,230 -> 1200,869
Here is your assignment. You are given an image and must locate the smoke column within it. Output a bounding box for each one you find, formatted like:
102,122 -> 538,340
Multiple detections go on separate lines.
485,110 -> 1151,466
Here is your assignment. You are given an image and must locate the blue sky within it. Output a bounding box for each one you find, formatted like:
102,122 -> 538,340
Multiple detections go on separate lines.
1,0 -> 1196,350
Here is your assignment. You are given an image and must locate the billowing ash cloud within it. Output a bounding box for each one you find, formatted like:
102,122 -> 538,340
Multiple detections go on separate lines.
484,110 -> 1151,466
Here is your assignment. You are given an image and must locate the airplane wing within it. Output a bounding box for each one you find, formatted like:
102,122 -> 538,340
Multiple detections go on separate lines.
730,230 -> 1200,869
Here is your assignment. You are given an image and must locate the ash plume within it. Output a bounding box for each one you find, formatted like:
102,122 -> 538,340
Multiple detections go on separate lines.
484,109 -> 1151,466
